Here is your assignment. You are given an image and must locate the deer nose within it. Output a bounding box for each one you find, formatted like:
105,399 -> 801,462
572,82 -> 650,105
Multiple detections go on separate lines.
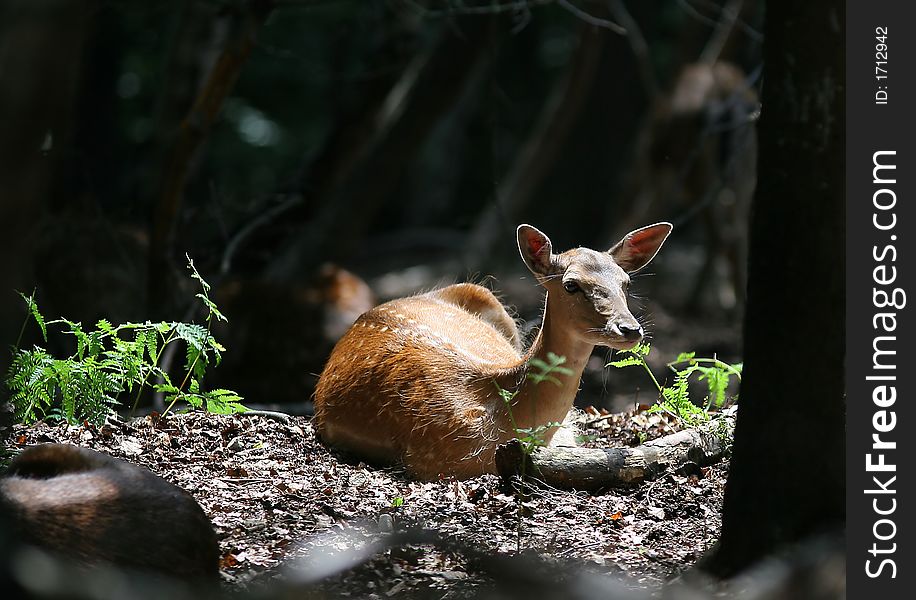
618,324 -> 643,341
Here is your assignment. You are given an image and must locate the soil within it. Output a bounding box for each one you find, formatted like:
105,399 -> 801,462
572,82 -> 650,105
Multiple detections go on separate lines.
4,406 -> 728,598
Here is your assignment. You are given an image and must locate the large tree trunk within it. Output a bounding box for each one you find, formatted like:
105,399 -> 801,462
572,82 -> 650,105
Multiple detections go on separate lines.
703,0 -> 845,576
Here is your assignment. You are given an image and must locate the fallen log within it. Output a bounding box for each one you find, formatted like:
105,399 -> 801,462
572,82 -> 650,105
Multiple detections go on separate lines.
495,415 -> 734,491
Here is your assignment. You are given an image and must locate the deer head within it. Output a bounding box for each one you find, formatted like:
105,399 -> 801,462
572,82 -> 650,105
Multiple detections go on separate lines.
517,222 -> 672,350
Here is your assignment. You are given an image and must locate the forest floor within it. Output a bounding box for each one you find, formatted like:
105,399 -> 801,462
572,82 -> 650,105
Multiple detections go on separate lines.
6,406 -> 728,598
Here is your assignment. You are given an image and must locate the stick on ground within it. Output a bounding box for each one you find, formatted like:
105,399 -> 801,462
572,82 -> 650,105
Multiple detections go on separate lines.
495,417 -> 734,491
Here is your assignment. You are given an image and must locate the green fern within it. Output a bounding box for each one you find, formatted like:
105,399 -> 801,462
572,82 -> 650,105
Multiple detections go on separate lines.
5,257 -> 246,426
667,352 -> 742,411
7,348 -> 54,423
494,352 -> 574,455
606,355 -> 644,368
608,343 -> 741,427
655,365 -> 709,426
17,290 -> 47,342
526,352 -> 574,385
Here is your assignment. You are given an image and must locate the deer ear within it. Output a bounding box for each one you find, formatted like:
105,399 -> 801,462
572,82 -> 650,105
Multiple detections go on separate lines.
517,224 -> 554,277
609,222 -> 673,273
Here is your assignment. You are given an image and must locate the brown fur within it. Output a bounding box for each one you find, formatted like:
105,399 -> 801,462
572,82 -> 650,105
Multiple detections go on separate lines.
313,224 -> 672,479
0,444 -> 219,582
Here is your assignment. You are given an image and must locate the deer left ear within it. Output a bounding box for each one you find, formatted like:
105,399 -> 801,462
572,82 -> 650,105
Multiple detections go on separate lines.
517,224 -> 554,277
608,222 -> 673,273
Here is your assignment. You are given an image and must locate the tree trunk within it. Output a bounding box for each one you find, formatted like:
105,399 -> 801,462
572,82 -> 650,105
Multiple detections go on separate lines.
703,0 -> 845,576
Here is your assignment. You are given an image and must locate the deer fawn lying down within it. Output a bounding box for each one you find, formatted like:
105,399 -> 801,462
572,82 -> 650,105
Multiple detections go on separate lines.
314,223 -> 672,479
0,444 -> 219,582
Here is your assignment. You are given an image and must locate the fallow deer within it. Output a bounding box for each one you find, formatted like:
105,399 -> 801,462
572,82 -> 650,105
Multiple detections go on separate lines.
313,223 -> 672,479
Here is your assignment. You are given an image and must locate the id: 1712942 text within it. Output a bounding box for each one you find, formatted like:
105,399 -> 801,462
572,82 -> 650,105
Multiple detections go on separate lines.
875,26 -> 888,105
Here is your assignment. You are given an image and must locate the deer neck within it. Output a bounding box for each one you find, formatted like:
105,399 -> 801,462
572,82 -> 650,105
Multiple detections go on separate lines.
500,291 -> 594,431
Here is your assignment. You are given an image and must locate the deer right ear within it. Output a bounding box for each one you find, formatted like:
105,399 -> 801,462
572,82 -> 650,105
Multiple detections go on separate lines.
608,222 -> 673,273
517,224 -> 554,277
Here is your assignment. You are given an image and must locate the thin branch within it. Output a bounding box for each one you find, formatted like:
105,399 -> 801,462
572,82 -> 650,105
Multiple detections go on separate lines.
607,0 -> 657,98
400,0 -> 550,18
399,0 -> 625,34
676,0 -> 762,43
271,0 -> 354,5
557,0 -> 625,34
700,0 -> 743,64
219,192 -> 303,276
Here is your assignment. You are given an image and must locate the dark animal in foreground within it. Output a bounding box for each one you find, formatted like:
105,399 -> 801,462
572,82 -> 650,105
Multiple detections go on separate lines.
0,443 -> 219,583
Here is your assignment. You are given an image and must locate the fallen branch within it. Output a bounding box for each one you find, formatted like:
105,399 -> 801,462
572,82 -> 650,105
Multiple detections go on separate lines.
495,416 -> 734,491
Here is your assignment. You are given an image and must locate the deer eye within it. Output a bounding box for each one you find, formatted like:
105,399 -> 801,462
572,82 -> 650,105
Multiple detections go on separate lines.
563,280 -> 581,294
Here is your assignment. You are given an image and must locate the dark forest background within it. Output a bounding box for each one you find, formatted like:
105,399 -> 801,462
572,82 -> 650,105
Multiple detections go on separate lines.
0,0 -> 850,587
0,0 -> 763,411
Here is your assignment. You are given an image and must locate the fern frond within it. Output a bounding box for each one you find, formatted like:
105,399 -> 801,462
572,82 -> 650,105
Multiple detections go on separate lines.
527,353 -> 573,385
154,382 -> 180,395
185,344 -> 207,380
207,335 -> 224,366
7,348 -> 55,423
145,329 -> 159,363
186,255 -> 210,294
175,323 -> 208,350
698,365 -> 728,409
18,291 -> 47,342
674,351 -> 696,363
59,320 -> 89,360
608,356 -> 643,368
631,342 -> 651,357
196,294 -> 227,323
204,389 -> 246,415
87,331 -> 103,358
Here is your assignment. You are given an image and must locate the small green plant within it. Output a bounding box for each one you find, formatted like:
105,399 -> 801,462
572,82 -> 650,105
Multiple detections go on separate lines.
390,496 -> 405,508
495,351 -> 572,456
495,351 -> 573,553
668,351 -> 743,410
5,257 -> 246,426
609,343 -> 741,427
